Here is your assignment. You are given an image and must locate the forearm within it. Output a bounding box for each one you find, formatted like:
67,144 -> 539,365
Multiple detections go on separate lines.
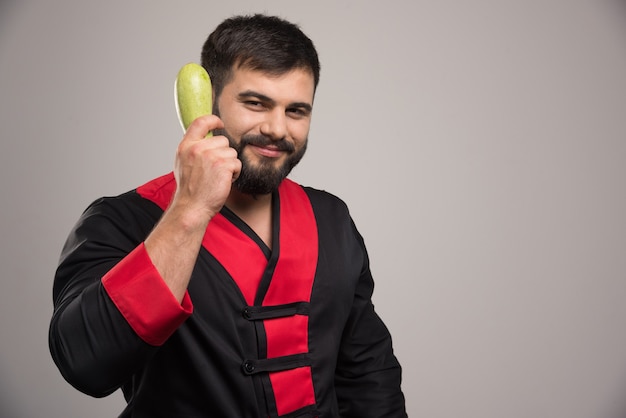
144,201 -> 212,303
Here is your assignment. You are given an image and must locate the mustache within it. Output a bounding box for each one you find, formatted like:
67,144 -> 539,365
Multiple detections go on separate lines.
239,134 -> 295,153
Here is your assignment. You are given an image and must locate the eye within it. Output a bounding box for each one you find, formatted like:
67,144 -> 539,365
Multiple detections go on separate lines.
287,107 -> 310,119
244,100 -> 264,108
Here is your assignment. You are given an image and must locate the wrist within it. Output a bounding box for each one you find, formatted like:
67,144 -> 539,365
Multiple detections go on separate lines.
166,201 -> 215,232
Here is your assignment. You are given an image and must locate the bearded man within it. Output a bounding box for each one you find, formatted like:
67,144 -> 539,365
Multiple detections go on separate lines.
49,13 -> 407,418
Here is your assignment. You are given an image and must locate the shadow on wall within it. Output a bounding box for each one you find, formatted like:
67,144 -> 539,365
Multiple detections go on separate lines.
612,377 -> 626,418
0,402 -> 19,418
616,0 -> 626,19
0,360 -> 21,417
0,0 -> 18,43
0,0 -> 17,23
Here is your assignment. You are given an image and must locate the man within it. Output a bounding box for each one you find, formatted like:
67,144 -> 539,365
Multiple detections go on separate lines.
49,14 -> 407,417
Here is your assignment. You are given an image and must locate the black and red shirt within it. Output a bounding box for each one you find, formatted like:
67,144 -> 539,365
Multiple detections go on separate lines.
50,173 -> 407,417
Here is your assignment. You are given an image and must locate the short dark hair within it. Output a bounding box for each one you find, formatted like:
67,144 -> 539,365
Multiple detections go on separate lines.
200,14 -> 320,98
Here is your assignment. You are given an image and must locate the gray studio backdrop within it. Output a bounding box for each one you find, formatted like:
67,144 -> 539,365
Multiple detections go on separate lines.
1,0 -> 626,417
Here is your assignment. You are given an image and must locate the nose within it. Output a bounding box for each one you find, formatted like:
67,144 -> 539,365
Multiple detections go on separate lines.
259,108 -> 287,141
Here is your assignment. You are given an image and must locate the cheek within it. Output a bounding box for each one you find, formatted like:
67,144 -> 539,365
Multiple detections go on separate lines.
218,102 -> 258,136
222,114 -> 257,138
290,123 -> 310,145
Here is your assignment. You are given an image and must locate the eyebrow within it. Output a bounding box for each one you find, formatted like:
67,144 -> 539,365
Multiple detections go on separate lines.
238,90 -> 313,112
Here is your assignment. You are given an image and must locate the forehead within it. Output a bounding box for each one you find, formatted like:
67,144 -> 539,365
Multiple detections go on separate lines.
223,67 -> 315,104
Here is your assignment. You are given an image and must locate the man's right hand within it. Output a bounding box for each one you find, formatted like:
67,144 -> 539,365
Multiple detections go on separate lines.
171,114 -> 242,223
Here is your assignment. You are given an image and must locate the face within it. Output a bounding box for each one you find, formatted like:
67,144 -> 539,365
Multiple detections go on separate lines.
213,67 -> 315,196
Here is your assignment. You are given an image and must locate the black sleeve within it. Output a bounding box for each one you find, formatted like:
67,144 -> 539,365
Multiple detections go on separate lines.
335,222 -> 408,417
48,195 -> 159,397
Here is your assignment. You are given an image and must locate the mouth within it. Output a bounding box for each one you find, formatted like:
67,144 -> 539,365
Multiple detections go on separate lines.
246,144 -> 287,158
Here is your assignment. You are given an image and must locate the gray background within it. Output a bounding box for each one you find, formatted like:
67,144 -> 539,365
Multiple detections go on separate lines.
1,0 -> 626,417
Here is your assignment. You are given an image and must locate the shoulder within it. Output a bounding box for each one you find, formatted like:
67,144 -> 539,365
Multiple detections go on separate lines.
74,175 -> 169,239
82,191 -> 157,223
298,185 -> 358,235
84,172 -> 173,216
301,185 -> 350,214
281,178 -> 351,220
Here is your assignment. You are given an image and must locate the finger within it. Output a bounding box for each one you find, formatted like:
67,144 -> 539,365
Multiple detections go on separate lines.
206,146 -> 240,179
184,114 -> 224,141
231,158 -> 242,182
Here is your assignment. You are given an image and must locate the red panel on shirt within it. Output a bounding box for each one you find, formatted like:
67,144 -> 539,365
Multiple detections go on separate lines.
202,213 -> 267,306
263,180 -> 318,305
263,180 -> 318,415
264,315 -> 309,358
270,367 -> 316,416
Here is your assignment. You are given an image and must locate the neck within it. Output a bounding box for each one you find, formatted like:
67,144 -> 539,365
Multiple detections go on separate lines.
226,188 -> 272,213
226,189 -> 274,248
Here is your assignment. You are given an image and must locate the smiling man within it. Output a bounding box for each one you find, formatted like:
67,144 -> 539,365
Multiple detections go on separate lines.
49,14 -> 407,418
215,67 -> 312,198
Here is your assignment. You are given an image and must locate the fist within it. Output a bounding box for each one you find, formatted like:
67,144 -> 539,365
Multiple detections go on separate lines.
172,115 -> 241,218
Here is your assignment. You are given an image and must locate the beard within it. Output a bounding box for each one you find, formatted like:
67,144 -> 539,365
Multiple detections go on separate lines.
213,127 -> 308,196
